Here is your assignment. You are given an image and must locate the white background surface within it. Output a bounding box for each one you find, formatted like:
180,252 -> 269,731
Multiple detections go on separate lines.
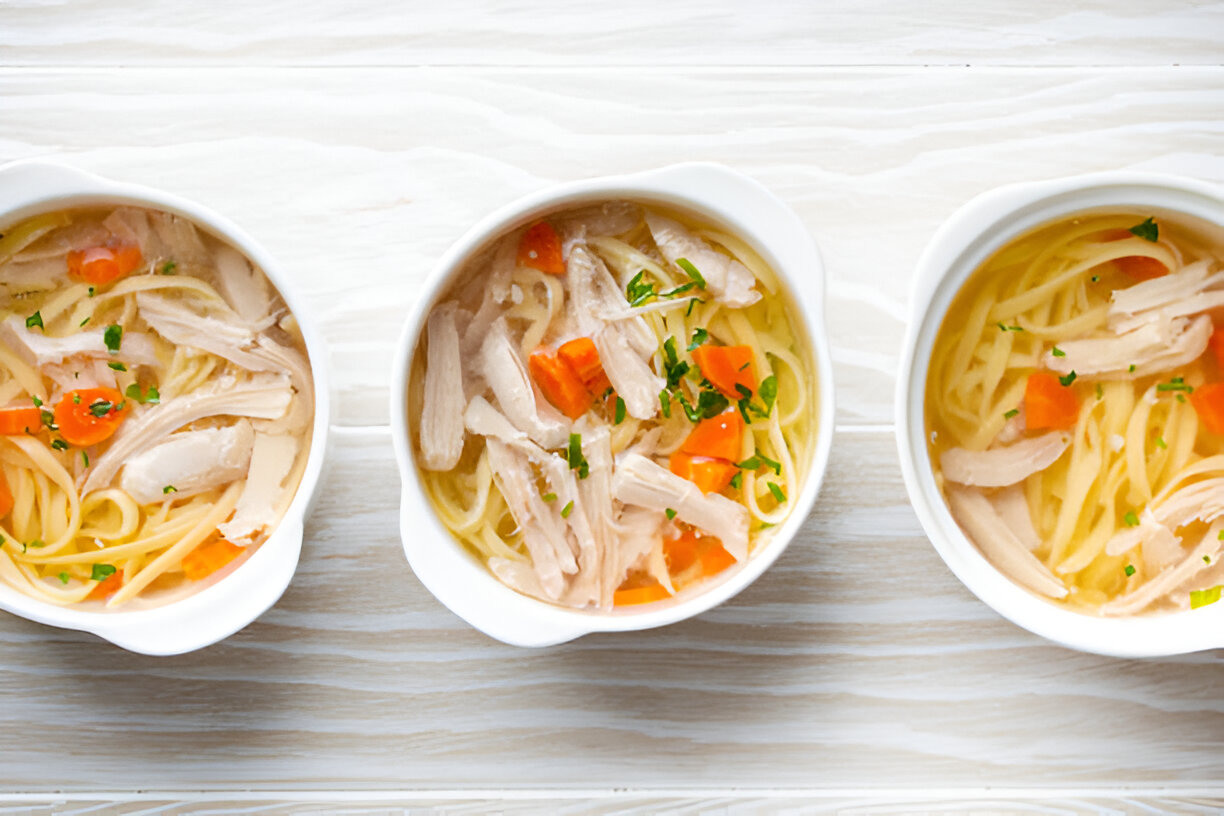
1,1 -> 1223,812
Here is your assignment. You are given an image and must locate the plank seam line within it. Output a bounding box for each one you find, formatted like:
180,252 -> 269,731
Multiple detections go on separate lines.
328,424 -> 896,436
6,788 -> 1224,802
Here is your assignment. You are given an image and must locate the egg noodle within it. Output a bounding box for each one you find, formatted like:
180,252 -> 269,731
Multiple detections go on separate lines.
0,208 -> 312,609
926,213 -> 1224,613
411,205 -> 816,606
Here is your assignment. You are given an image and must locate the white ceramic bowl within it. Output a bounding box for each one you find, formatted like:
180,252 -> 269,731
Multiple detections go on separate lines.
0,160 -> 331,655
896,171 -> 1224,658
391,162 -> 835,646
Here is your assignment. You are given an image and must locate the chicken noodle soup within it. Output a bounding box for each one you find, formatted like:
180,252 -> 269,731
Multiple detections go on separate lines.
0,207 -> 313,608
409,201 -> 816,609
926,211 -> 1224,615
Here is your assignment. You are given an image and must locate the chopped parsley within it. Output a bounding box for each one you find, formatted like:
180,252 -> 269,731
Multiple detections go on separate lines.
1190,586 -> 1221,609
87,286 -> 95,297
1124,564 -> 1136,577
662,337 -> 689,388
103,324 -> 122,353
58,572 -> 70,585
81,450 -> 89,468
736,454 -> 781,476
767,482 -> 787,503
163,485 -> 178,494
659,390 -> 671,418
28,540 -> 45,548
614,396 -> 626,425
685,298 -> 701,317
1157,377 -> 1193,393
1059,371 -> 1077,387
729,472 -> 742,489
758,375 -> 778,415
560,500 -> 574,519
108,361 -> 127,372
1096,383 -> 1104,400
1003,408 -> 1019,419
1091,275 -> 1100,283
160,260 -> 177,275
688,328 -> 709,351
567,433 -> 589,479
1129,216 -> 1159,243
88,400 -> 115,418
50,438 -> 68,451
1051,347 -> 1066,358
79,317 -> 90,327
677,388 -> 729,422
25,311 -> 43,330
31,396 -> 42,408
40,409 -> 56,430
996,322 -> 1024,332
1128,364 -> 1136,373
665,508 -> 677,520
90,564 -> 116,581
541,492 -> 557,502
674,257 -> 707,289
1124,510 -> 1140,527
1156,436 -> 1167,449
125,383 -> 160,404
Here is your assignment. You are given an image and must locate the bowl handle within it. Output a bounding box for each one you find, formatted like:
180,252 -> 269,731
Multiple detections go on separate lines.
84,518 -> 304,656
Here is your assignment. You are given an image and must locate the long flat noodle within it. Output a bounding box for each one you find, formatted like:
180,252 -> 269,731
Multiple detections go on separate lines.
0,340 -> 46,402
0,547 -> 92,605
3,437 -> 81,554
107,480 -> 243,607
95,273 -> 226,304
22,514 -> 203,564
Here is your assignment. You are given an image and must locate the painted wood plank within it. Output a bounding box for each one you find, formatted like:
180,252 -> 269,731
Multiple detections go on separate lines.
1,430 -> 1223,793
4,794 -> 1224,815
1,68 -> 1220,427
1,1 -> 1221,67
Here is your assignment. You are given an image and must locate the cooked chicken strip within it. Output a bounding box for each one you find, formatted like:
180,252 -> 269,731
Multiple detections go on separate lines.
645,211 -> 761,308
419,303 -> 466,471
217,432 -> 299,544
594,326 -> 665,421
940,432 -> 1071,488
0,315 -> 160,368
1043,314 -> 1211,379
479,320 -> 569,449
120,421 -> 254,504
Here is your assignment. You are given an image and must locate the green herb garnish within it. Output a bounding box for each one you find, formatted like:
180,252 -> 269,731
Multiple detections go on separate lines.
665,508 -> 677,520
1003,408 -> 1019,419
729,472 -> 742,489
103,324 -> 122,353
160,260 -> 177,275
88,400 -> 115,418
1129,364 -> 1136,373
108,362 -> 127,372
58,572 -> 70,585
163,485 -> 177,494
541,493 -> 557,502
674,257 -> 707,289
996,322 -> 1024,332
614,396 -> 626,425
659,390 -> 671,418
767,482 -> 787,503
25,311 -> 43,330
560,500 -> 574,519
90,564 -> 116,581
1051,347 -> 1065,358
1124,510 -> 1140,527
567,433 -> 589,479
688,328 -> 709,351
125,383 -> 160,404
1157,377 -> 1193,393
1156,437 -> 1167,449
1129,217 -> 1158,242
50,438 -> 68,451
1191,586 -> 1221,609
79,317 -> 90,327
1124,564 -> 1136,576
1059,371 -> 1077,387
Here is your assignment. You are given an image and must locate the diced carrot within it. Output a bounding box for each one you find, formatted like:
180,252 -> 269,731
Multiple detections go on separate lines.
1191,383 -> 1224,435
669,450 -> 738,494
54,387 -> 126,447
1209,326 -> 1224,371
528,349 -> 593,420
181,537 -> 245,581
67,242 -> 143,286
691,344 -> 757,399
1024,371 -> 1079,431
664,530 -> 701,575
558,337 -> 604,385
0,469 -> 12,519
0,405 -> 41,435
699,540 -> 737,577
517,222 -> 565,276
680,409 -> 744,461
613,583 -> 672,606
1114,255 -> 1168,282
87,569 -> 123,600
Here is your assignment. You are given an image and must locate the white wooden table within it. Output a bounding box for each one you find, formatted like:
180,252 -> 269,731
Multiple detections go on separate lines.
3,2 -> 1224,812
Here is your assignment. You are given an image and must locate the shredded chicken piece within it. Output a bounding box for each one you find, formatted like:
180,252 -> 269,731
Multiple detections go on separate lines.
485,439 -> 575,600
594,326 -> 665,421
991,485 -> 1043,552
1044,314 -> 1211,380
461,237 -> 518,357
149,212 -> 211,267
1101,519 -> 1224,616
1104,477 -> 1224,557
81,373 -> 293,494
575,425 -> 616,609
213,243 -> 274,328
612,507 -> 667,590
945,485 -> 1068,599
644,211 -> 761,308
611,453 -> 749,560
217,432 -> 298,544
478,320 -> 569,449
136,292 -> 276,373
0,315 -> 160,368
419,303 -> 466,471
120,421 -> 254,504
940,432 -> 1072,488
566,245 -> 656,359
1108,260 -> 1223,333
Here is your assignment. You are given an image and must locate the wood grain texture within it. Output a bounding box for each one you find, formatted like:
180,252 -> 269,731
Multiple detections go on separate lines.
1,0 -> 1222,67
1,431 -> 1224,795
1,67 -> 1220,427
3,3 -> 1224,806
